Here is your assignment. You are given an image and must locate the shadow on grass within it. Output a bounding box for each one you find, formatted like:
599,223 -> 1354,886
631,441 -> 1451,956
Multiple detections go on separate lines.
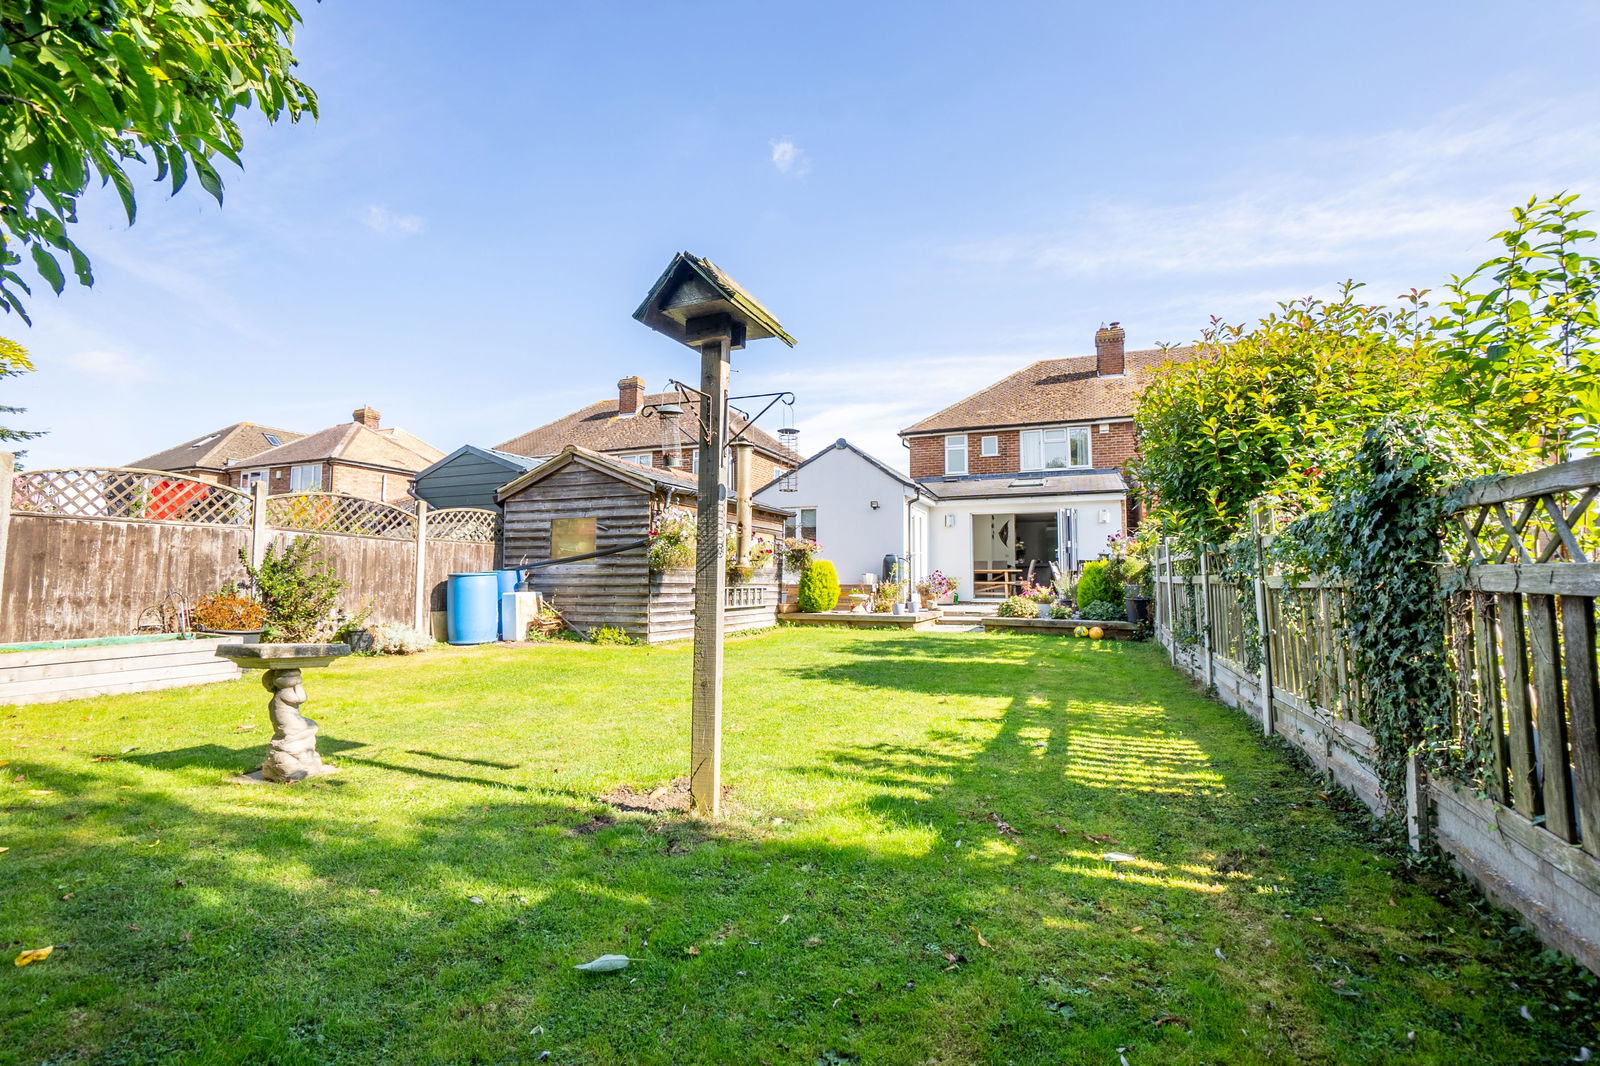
5,634 -> 1596,1065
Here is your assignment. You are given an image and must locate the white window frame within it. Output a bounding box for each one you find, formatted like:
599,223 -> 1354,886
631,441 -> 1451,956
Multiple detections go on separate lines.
1020,426 -> 1091,471
619,452 -> 653,467
238,470 -> 265,489
944,434 -> 968,475
980,435 -> 999,457
289,464 -> 322,492
784,507 -> 818,541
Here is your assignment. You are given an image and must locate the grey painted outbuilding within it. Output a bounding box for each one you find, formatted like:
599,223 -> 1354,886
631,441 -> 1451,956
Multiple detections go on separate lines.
412,445 -> 545,511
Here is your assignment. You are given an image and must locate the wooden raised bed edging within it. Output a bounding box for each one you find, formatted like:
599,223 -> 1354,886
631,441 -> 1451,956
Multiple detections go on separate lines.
0,634 -> 246,706
782,611 -> 943,631
981,617 -> 1141,640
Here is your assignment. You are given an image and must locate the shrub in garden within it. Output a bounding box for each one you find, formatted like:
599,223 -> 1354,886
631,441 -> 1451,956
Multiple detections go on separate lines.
343,621 -> 434,655
586,625 -> 634,645
191,582 -> 266,631
796,560 -> 840,612
1076,599 -> 1124,621
1073,561 -> 1118,609
995,595 -> 1036,618
1049,604 -> 1072,620
239,537 -> 360,642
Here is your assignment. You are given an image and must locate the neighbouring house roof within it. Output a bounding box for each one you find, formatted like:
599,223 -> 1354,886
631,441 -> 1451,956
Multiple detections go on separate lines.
899,346 -> 1199,436
496,390 -> 794,461
231,421 -> 445,473
495,444 -> 792,519
755,437 -> 934,500
922,469 -> 1127,501
127,422 -> 307,474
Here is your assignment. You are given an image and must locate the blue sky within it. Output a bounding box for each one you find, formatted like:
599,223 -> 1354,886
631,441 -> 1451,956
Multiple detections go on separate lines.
10,0 -> 1600,470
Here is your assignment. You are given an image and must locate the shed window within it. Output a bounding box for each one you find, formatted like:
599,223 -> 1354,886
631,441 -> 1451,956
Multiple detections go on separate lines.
944,435 -> 968,475
289,464 -> 322,491
550,517 -> 597,559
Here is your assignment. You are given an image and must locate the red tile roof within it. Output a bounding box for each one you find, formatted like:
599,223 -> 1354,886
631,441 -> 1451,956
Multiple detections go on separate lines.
496,390 -> 793,461
900,346 -> 1199,436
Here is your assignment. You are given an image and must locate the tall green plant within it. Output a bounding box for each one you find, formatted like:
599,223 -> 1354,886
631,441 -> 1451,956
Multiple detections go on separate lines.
239,537 -> 350,643
0,1 -> 318,321
796,560 -> 840,613
1433,192 -> 1600,455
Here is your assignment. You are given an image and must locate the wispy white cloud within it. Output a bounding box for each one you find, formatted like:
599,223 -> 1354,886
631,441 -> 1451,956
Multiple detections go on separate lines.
949,100 -> 1600,279
360,204 -> 426,236
769,138 -> 811,178
64,349 -> 153,385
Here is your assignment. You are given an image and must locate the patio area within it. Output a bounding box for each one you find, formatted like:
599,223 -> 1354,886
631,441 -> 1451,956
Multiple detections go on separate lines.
4,629 -> 1595,1064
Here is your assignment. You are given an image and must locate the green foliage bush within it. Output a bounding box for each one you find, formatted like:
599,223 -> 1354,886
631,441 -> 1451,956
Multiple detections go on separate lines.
586,625 -> 634,646
1073,561 -> 1118,610
796,560 -> 840,613
996,595 -> 1036,618
240,536 -> 359,642
1048,604 -> 1072,620
1076,600 -> 1124,621
343,621 -> 435,655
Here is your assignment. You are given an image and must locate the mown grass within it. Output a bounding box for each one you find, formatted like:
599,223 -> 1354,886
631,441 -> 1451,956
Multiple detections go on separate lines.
2,628 -> 1596,1065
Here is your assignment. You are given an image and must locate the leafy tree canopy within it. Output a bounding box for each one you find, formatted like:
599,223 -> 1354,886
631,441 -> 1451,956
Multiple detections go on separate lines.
0,0 -> 317,322
0,334 -> 45,456
1132,195 -> 1598,549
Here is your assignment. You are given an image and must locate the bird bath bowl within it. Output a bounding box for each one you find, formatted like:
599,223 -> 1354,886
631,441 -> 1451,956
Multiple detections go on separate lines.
217,643 -> 351,783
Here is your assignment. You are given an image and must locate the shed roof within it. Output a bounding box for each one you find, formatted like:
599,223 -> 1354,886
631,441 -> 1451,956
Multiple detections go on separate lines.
232,421 -> 444,472
127,422 -> 306,473
899,346 -> 1199,436
495,390 -> 793,461
414,444 -> 545,482
496,444 -> 792,518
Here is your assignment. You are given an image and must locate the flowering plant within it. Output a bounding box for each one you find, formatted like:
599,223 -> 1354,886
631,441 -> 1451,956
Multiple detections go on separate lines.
1021,581 -> 1056,604
915,570 -> 955,598
724,529 -> 775,584
647,508 -> 696,572
778,536 -> 821,571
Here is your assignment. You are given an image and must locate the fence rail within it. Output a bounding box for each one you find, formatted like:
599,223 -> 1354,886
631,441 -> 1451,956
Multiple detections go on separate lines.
1155,455 -> 1600,975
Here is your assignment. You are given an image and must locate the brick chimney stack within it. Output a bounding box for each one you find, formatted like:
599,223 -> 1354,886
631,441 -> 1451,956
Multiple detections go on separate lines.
352,405 -> 382,429
1095,322 -> 1126,377
617,375 -> 646,416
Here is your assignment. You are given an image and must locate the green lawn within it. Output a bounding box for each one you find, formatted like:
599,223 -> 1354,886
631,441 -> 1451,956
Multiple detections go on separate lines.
3,628 -> 1595,1065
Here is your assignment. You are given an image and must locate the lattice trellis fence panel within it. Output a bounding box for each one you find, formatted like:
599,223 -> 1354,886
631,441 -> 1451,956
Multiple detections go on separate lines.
11,468 -> 252,525
426,507 -> 500,543
1458,459 -> 1600,564
266,492 -> 416,540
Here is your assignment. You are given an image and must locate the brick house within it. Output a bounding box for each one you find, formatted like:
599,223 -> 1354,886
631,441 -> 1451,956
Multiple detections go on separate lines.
222,407 -> 445,505
896,324 -> 1194,597
127,422 -> 307,484
495,375 -> 799,488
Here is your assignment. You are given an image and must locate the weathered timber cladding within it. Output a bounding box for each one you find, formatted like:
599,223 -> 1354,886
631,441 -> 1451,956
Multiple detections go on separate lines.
423,539 -> 500,614
2,515 -> 252,642
501,462 -> 779,642
0,635 -> 246,705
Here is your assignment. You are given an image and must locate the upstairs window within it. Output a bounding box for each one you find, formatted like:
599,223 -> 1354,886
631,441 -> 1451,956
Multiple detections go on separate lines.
944,434 -> 968,475
289,464 -> 322,491
980,435 -> 1000,457
619,452 -> 653,467
1020,427 -> 1090,470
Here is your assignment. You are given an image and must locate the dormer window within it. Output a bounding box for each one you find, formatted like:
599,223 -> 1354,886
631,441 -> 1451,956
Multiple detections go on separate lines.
1020,427 -> 1090,470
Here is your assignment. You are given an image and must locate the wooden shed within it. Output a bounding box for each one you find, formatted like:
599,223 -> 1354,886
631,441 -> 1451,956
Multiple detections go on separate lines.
413,445 -> 545,511
496,445 -> 790,643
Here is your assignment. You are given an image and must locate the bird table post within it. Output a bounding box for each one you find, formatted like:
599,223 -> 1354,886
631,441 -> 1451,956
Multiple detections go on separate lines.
634,253 -> 794,816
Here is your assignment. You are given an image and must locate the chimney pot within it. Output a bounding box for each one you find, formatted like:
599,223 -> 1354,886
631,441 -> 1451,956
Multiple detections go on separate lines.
352,405 -> 382,429
1094,323 -> 1126,377
617,375 -> 646,416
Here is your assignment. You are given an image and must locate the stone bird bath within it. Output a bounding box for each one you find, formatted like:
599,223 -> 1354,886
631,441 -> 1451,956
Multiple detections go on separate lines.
218,643 -> 351,783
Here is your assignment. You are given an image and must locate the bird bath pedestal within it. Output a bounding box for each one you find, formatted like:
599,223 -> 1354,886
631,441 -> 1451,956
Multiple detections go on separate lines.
217,643 -> 351,783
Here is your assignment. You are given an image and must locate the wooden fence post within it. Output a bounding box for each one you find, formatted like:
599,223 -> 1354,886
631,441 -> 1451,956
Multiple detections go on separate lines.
1199,548 -> 1215,689
413,501 -> 430,633
1405,753 -> 1431,851
1251,507 -> 1275,736
249,481 -> 269,567
0,452 -> 12,624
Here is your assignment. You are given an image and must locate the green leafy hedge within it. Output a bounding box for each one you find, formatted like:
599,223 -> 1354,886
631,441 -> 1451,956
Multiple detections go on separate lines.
1073,561 -> 1119,610
796,560 -> 840,613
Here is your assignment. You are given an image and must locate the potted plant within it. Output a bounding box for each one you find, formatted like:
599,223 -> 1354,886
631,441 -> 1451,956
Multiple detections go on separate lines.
915,570 -> 955,610
1022,581 -> 1056,618
192,582 -> 268,641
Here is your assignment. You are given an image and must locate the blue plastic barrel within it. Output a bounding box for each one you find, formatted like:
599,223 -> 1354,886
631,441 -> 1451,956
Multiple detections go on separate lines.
446,572 -> 500,645
495,569 -> 521,638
